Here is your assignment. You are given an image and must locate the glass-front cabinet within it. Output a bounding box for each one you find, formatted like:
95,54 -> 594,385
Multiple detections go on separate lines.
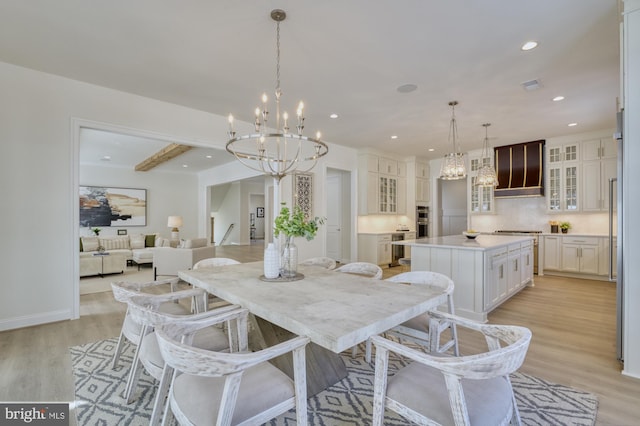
546,144 -> 579,212
469,157 -> 494,213
378,175 -> 398,213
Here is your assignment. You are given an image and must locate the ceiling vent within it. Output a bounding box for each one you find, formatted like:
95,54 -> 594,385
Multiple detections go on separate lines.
521,79 -> 542,91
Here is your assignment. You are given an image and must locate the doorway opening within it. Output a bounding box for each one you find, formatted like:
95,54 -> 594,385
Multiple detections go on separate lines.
326,168 -> 353,263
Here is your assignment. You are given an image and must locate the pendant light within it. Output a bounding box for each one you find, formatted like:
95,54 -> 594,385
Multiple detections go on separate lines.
439,101 -> 467,180
476,123 -> 499,187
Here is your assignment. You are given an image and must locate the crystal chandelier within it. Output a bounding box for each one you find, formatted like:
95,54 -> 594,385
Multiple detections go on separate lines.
225,9 -> 329,181
476,123 -> 499,187
439,101 -> 467,180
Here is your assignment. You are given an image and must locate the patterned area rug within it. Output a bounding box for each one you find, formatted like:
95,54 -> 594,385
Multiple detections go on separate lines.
71,338 -> 598,425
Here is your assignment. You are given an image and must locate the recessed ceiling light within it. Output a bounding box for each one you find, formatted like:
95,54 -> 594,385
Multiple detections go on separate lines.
552,96 -> 565,102
329,113 -> 338,119
182,164 -> 189,168
428,148 -> 435,152
397,84 -> 418,93
391,135 -> 398,140
206,155 -> 212,159
568,122 -> 578,127
521,41 -> 538,51
101,155 -> 111,161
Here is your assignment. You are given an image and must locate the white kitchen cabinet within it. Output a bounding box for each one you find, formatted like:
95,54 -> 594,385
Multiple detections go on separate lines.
546,143 -> 580,212
358,234 -> 391,266
561,236 -> 599,275
507,244 -> 522,295
520,240 -> 534,286
416,177 -> 430,203
469,157 -> 494,213
409,236 -> 533,322
485,242 -> 530,311
484,247 -> 508,311
358,153 -> 407,215
378,157 -> 398,176
582,138 -> 617,212
412,160 -> 430,203
582,138 -> 617,161
543,235 -> 562,270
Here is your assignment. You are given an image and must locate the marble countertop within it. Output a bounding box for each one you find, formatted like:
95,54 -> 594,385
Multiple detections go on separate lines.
395,234 -> 534,251
539,232 -> 608,237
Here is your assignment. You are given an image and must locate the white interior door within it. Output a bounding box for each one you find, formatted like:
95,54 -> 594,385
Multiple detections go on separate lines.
326,173 -> 342,261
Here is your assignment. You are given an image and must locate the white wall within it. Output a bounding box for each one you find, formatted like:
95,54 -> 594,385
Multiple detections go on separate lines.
80,164 -> 198,239
0,60 -> 231,331
198,143 -> 360,261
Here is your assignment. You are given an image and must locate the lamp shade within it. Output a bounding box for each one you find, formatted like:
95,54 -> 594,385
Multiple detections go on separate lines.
167,216 -> 183,230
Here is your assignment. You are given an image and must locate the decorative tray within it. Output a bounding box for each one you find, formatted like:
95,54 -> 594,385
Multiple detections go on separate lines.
259,273 -> 305,282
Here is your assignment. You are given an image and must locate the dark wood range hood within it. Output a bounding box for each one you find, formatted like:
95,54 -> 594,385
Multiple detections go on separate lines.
494,140 -> 545,197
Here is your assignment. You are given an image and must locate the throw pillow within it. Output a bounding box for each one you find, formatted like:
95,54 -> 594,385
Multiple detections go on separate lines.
130,234 -> 145,249
177,239 -> 186,249
145,234 -> 156,247
100,236 -> 130,250
81,237 -> 99,252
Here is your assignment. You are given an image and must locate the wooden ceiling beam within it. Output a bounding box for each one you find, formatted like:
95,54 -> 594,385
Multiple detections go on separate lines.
135,143 -> 193,172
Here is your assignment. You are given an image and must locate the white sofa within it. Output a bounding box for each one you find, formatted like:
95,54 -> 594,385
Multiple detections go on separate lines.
79,234 -> 163,277
152,238 -> 214,280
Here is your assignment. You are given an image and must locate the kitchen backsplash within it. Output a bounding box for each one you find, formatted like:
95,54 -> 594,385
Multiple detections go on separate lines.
470,196 -> 610,235
358,215 -> 413,233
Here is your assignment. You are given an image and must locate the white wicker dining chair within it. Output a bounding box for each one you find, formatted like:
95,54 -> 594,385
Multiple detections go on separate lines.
385,271 -> 459,357
193,257 -> 241,269
300,256 -> 337,270
371,312 -> 532,426
110,277 -> 181,369
335,262 -> 383,279
155,308 -> 310,426
125,291 -> 242,425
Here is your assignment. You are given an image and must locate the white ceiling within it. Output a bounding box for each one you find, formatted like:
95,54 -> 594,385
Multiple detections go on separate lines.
0,1 -> 621,173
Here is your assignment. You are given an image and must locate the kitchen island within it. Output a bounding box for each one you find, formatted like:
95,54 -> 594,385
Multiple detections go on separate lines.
394,234 -> 534,322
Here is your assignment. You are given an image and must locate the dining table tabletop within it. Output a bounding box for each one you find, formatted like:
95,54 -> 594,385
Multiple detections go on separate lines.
179,261 -> 450,395
179,261 -> 449,354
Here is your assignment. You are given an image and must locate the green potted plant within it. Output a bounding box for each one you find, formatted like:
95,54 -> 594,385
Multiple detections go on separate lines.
274,203 -> 325,278
560,221 -> 571,234
91,227 -> 101,236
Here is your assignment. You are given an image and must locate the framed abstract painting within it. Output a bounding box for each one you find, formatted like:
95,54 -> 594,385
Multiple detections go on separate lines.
79,186 -> 147,227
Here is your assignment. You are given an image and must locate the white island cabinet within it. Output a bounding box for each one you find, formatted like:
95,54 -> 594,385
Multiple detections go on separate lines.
395,235 -> 534,322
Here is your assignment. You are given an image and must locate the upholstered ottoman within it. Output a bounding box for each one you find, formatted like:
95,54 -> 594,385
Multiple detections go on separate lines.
80,255 -> 102,278
102,253 -> 126,275
132,249 -> 154,270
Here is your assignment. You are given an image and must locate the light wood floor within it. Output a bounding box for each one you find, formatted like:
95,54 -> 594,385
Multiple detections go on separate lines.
1,243 -> 639,425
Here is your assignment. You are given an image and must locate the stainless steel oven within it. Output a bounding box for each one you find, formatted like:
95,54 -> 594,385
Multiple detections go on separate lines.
416,206 -> 429,238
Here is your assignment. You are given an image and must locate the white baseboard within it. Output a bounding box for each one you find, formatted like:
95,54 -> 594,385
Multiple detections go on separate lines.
0,309 -> 73,332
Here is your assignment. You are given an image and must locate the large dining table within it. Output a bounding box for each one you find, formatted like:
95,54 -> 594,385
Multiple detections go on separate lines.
179,261 -> 448,395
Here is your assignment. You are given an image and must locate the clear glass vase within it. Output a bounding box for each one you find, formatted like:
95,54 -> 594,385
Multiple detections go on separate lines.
280,236 -> 298,278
